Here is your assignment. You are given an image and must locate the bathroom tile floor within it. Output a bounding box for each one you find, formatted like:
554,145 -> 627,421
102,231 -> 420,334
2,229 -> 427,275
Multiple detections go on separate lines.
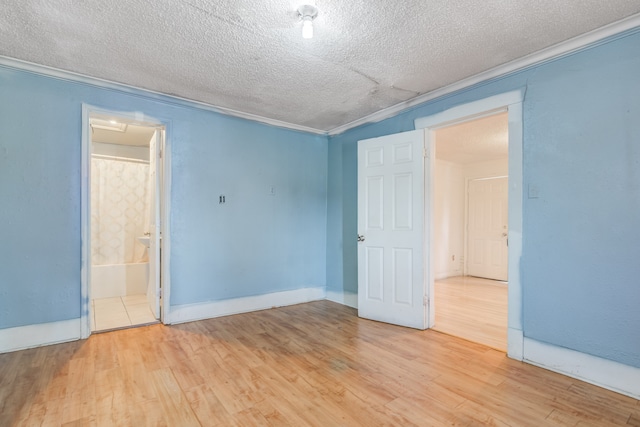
92,294 -> 158,332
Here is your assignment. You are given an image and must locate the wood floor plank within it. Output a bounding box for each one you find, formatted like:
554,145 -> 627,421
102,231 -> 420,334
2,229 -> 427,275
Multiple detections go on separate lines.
435,275 -> 508,350
60,416 -> 96,427
61,355 -> 96,424
628,412 -> 640,426
386,395 -> 471,426
1,300 -> 637,426
183,383 -> 236,426
125,399 -> 168,427
94,367 -> 129,426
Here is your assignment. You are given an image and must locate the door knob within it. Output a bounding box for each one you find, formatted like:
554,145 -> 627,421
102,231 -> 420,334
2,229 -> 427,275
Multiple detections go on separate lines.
357,235 -> 365,242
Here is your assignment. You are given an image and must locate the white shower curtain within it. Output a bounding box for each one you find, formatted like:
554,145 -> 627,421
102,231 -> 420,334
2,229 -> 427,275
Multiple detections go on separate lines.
91,157 -> 151,265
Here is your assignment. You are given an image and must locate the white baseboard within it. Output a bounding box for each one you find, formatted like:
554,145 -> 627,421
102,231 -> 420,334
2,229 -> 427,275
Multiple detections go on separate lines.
0,319 -> 81,353
169,286 -> 326,325
507,328 -> 524,361
434,271 -> 463,280
326,290 -> 358,308
523,337 -> 640,399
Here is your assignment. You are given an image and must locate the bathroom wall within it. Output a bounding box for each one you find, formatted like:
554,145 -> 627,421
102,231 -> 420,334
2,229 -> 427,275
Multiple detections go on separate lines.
91,263 -> 148,299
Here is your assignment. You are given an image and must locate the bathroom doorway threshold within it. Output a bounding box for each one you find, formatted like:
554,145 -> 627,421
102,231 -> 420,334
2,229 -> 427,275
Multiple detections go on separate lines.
92,295 -> 161,333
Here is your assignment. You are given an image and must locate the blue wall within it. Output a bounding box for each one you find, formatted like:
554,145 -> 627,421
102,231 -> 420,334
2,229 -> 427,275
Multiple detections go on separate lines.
0,67 -> 328,329
326,30 -> 640,368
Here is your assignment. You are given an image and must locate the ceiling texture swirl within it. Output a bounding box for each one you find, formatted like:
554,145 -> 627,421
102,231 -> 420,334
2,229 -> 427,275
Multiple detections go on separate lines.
1,0 -> 639,132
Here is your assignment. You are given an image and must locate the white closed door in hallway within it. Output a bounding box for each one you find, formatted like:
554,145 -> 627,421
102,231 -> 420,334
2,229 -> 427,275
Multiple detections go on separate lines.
467,176 -> 508,281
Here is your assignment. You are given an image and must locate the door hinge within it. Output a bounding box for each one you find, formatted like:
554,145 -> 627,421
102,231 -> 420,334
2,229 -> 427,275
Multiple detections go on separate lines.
423,295 -> 429,306
158,288 -> 162,298
159,149 -> 162,159
423,147 -> 428,158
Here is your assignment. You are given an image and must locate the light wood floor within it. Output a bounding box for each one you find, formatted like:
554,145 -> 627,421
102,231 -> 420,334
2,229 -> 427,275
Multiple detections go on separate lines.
434,275 -> 508,351
1,301 -> 638,426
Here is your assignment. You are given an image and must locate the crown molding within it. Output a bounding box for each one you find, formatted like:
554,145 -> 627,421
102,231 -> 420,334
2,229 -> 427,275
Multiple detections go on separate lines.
0,56 -> 326,135
328,13 -> 640,136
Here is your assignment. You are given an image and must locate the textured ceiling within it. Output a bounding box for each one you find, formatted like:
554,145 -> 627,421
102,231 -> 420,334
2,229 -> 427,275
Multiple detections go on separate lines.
1,1 -> 639,132
435,112 -> 508,165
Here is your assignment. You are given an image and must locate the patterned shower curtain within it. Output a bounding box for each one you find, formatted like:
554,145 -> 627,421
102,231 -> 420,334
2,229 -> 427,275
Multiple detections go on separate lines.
91,157 -> 151,265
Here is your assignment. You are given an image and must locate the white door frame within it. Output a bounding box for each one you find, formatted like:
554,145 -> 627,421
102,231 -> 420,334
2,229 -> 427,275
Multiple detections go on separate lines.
80,104 -> 173,338
415,89 -> 525,360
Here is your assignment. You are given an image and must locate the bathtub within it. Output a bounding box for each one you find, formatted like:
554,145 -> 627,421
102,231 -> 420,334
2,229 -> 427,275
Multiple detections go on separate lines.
91,262 -> 149,299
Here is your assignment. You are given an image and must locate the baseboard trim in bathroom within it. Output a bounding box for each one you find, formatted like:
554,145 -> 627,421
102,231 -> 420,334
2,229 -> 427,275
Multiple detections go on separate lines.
0,318 -> 81,353
169,286 -> 326,325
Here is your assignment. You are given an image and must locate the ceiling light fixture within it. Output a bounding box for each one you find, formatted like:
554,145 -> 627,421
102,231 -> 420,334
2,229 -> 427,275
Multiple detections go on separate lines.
297,5 -> 318,39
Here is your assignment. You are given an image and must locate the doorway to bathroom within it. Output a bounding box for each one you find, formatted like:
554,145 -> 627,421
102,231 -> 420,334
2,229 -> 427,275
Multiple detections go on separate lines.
81,108 -> 168,334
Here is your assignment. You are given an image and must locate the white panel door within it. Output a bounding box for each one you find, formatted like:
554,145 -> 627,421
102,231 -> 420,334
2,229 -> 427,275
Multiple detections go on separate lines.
467,177 -> 508,281
357,129 -> 427,329
147,130 -> 160,319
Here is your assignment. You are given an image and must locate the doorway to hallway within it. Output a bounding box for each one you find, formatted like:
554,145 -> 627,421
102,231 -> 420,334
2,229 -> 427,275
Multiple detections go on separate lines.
432,111 -> 509,350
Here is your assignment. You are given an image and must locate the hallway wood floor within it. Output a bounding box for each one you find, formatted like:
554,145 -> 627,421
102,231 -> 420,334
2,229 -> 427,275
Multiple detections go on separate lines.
434,276 -> 508,351
1,300 -> 638,426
